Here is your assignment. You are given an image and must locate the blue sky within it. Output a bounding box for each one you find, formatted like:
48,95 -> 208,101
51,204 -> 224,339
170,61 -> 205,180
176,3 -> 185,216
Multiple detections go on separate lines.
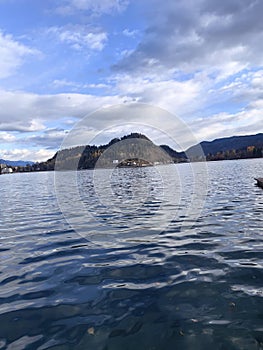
0,0 -> 262,161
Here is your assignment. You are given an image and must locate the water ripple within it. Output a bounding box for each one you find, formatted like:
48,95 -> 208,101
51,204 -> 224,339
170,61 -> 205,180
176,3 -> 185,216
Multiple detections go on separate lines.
0,159 -> 262,349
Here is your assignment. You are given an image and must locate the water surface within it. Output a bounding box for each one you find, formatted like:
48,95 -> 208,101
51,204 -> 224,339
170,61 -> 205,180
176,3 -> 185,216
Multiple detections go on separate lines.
0,158 -> 262,349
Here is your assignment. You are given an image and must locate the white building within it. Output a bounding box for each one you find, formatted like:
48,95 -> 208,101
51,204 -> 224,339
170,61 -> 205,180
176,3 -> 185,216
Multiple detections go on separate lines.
1,167 -> 13,174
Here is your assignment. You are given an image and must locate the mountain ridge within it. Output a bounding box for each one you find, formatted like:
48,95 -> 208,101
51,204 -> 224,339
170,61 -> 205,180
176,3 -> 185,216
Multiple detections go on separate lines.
187,133 -> 263,154
0,159 -> 34,167
1,132 -> 262,171
40,132 -> 263,171
186,133 -> 263,160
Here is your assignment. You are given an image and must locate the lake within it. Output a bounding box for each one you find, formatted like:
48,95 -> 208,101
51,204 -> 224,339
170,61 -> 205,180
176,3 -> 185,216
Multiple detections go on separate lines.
0,158 -> 262,349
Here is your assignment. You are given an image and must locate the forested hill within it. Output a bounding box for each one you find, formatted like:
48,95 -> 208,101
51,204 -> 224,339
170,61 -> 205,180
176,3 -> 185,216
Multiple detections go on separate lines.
38,133 -> 186,171
186,133 -> 263,161
5,132 -> 263,173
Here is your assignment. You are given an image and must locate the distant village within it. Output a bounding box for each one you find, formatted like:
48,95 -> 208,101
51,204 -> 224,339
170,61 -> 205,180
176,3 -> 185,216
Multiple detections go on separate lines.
0,162 -> 42,174
0,163 -> 14,174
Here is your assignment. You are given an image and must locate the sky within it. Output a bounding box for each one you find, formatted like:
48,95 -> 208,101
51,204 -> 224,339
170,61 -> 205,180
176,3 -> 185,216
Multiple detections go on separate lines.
0,0 -> 262,161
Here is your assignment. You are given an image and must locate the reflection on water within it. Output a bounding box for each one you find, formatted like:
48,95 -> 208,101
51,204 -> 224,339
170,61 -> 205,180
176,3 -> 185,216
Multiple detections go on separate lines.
0,158 -> 262,349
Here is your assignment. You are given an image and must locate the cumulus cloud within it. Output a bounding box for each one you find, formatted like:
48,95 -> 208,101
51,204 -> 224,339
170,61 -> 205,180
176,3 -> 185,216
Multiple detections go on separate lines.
113,0 -> 263,77
24,129 -> 69,149
0,0 -> 262,158
111,73 -> 209,116
0,68 -> 262,152
0,148 -> 54,162
47,26 -> 107,51
0,89 -> 126,133
60,103 -> 207,151
0,132 -> 16,143
0,120 -> 45,133
57,0 -> 129,16
190,106 -> 263,142
0,30 -> 39,79
123,29 -> 139,38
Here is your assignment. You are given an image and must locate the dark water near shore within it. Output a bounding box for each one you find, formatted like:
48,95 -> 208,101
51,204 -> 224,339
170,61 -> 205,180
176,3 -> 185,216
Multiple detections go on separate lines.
0,158 -> 263,349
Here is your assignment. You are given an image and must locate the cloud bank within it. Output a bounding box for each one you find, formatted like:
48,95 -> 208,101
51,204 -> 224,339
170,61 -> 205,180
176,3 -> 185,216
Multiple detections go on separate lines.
0,0 -> 262,161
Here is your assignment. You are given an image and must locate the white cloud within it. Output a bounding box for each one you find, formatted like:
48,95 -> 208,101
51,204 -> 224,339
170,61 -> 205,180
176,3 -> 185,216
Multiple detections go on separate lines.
191,106 -> 263,142
57,0 -> 129,16
53,79 -> 109,90
0,132 -> 16,143
0,148 -> 54,162
114,0 -> 263,80
123,29 -> 139,37
0,120 -> 45,133
53,79 -> 79,88
47,26 -> 107,51
0,65 -> 261,152
0,89 -> 126,133
110,72 -> 209,116
0,30 -> 39,79
24,129 -> 69,149
60,103 -> 210,152
217,70 -> 263,105
59,30 -> 107,51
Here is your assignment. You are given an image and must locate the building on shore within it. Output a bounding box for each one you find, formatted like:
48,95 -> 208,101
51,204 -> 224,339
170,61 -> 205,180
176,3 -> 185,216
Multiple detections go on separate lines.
0,165 -> 13,174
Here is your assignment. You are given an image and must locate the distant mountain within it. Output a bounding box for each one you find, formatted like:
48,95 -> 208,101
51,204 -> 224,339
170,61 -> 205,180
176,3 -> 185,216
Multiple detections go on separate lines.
0,159 -> 34,167
159,144 -> 186,159
37,133 -> 186,171
5,132 -> 263,173
50,132 -> 262,171
186,133 -> 263,160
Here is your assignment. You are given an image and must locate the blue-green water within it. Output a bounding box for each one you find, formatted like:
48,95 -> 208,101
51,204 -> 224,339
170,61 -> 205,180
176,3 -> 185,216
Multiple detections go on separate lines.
0,158 -> 262,349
